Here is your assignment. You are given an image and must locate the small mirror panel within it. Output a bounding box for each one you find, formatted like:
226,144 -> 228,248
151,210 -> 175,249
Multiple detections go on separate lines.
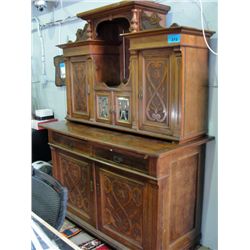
117,97 -> 129,123
97,96 -> 110,120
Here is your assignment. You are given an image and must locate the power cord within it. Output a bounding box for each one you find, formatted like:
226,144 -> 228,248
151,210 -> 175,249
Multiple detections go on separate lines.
197,0 -> 218,56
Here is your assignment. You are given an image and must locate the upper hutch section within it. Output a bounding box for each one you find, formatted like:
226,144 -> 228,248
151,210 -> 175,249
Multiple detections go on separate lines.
58,1 -> 214,143
77,1 -> 170,34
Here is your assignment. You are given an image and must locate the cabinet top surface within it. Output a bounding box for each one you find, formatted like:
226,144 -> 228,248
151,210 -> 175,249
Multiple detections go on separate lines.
42,121 -> 211,157
77,0 -> 170,20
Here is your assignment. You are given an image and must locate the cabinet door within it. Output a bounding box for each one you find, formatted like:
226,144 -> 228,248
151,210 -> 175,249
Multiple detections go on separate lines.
68,56 -> 90,120
114,92 -> 132,128
138,49 -> 174,136
96,166 -> 145,250
56,150 -> 96,226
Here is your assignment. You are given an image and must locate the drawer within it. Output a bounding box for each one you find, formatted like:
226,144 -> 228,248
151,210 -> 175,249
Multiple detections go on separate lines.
93,145 -> 149,173
50,132 -> 91,155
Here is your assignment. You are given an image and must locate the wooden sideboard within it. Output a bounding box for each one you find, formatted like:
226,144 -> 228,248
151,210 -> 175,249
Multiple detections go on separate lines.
43,121 -> 211,250
42,1 -> 215,249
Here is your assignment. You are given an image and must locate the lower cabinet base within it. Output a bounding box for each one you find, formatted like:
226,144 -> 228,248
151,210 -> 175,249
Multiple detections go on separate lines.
67,211 -> 201,250
44,122 -> 212,250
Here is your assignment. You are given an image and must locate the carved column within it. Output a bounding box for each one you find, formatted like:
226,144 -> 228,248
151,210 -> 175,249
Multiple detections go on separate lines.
130,9 -> 140,33
87,20 -> 93,40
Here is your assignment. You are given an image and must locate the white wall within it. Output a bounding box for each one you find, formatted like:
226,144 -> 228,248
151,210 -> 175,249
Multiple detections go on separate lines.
31,1 -> 218,249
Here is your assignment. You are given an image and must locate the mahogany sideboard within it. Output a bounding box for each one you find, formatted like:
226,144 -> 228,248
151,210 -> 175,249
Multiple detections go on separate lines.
42,121 -> 212,250
41,1 -> 215,249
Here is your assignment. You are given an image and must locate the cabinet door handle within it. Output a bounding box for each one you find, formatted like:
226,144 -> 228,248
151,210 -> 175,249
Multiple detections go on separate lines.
138,92 -> 143,99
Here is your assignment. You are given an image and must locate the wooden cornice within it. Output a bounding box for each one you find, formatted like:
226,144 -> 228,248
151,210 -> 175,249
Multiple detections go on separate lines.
121,25 -> 215,38
77,1 -> 170,20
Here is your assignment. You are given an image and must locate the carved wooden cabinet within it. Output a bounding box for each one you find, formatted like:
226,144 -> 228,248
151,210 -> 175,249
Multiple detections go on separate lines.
43,121 -> 210,250
42,1 -> 215,249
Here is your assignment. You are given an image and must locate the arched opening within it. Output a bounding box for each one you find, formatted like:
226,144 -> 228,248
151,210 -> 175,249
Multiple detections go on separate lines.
95,18 -> 130,87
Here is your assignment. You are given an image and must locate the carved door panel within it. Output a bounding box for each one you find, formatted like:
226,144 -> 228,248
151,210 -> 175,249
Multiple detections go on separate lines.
96,166 -> 145,250
95,91 -> 112,124
69,56 -> 90,120
56,150 -> 96,226
138,49 -> 174,135
114,92 -> 132,128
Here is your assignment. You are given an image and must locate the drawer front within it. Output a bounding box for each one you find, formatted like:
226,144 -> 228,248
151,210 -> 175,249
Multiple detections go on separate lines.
50,132 -> 91,155
93,146 -> 148,173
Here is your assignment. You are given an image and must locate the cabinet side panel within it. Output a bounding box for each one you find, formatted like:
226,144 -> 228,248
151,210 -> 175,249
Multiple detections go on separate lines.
183,47 -> 209,139
169,152 -> 199,243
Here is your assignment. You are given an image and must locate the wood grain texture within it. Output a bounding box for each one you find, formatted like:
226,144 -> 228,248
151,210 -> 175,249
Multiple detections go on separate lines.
43,121 -> 211,158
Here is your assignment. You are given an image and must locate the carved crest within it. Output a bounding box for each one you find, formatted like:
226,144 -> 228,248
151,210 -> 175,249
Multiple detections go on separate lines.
75,23 -> 88,42
141,12 -> 162,30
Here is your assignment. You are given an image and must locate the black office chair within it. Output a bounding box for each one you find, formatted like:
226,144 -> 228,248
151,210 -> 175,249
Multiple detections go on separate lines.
32,168 -> 68,230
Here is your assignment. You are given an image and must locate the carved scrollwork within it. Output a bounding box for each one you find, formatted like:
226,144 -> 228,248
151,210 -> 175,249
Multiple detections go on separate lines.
101,172 -> 143,243
60,156 -> 90,213
145,61 -> 168,123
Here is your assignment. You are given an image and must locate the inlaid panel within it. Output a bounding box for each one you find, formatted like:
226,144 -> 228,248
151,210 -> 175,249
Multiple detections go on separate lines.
70,58 -> 90,118
97,168 -> 144,248
58,151 -> 95,225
